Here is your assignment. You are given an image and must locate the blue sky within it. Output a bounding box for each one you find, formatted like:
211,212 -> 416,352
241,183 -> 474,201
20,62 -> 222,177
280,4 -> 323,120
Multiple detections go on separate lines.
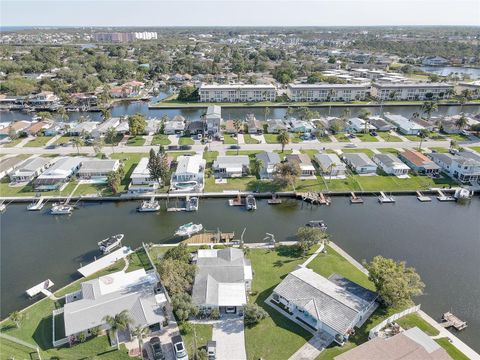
1,0 -> 479,27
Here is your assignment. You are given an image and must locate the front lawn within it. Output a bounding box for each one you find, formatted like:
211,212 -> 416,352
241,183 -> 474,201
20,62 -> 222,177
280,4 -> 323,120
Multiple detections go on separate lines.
404,135 -> 423,142
334,134 -> 351,142
182,323 -> 213,359
446,133 -> 470,142
2,138 -> 25,147
223,134 -> 237,144
179,136 -> 194,145
317,135 -> 332,143
428,147 -> 449,153
435,338 -> 470,360
151,134 -> 171,146
396,313 -> 439,336
341,148 -> 376,157
468,146 -> 480,153
245,246 -> 317,360
126,136 -> 146,146
24,136 -> 53,147
377,133 -> 403,142
355,133 -> 379,142
203,151 -> 219,165
54,135 -> 78,145
243,134 -> 261,144
263,133 -> 280,144
378,148 -> 401,154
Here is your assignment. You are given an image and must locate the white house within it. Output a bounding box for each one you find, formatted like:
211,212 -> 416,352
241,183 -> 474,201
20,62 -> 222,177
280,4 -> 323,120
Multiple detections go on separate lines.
91,118 -> 121,138
8,157 -> 52,183
430,151 -> 480,184
170,155 -> 206,192
347,117 -> 376,133
164,121 -> 185,135
267,119 -> 288,134
69,122 -> 98,136
314,153 -> 347,178
247,115 -> 263,134
271,267 -> 377,344
256,152 -> 281,179
286,154 -> 316,178
384,114 -> 425,135
290,119 -> 315,133
205,105 -> 223,135
129,157 -> 160,193
212,155 -> 250,178
34,157 -> 83,191
77,159 -> 120,182
373,154 -> 410,176
342,153 -> 378,174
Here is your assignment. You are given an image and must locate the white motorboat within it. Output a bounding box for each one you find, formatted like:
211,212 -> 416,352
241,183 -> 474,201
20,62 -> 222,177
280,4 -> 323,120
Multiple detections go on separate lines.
245,195 -> 257,211
186,196 -> 199,211
175,223 -> 203,237
27,198 -> 45,211
51,203 -> 73,215
98,234 -> 124,254
306,220 -> 328,231
454,188 -> 473,200
137,199 -> 160,212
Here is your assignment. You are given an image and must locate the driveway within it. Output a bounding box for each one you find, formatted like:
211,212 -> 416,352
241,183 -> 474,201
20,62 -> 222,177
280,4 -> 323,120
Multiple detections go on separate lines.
212,317 -> 246,360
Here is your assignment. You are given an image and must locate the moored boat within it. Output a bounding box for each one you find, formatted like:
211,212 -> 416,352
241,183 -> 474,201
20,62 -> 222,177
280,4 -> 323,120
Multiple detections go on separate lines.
186,196 -> 199,211
137,198 -> 160,212
51,203 -> 73,215
98,234 -> 124,254
306,220 -> 328,231
175,222 -> 203,237
246,195 -> 257,211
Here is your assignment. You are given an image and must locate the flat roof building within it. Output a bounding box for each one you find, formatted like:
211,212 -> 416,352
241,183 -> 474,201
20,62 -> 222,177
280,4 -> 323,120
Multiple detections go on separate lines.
199,84 -> 276,102
287,83 -> 370,102
372,83 -> 454,101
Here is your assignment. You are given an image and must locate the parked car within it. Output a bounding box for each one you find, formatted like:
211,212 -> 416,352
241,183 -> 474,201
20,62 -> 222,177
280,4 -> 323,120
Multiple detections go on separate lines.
229,144 -> 241,149
348,133 -> 356,139
180,145 -> 192,150
168,145 -> 180,151
149,337 -> 165,360
207,341 -> 217,360
345,143 -> 358,148
370,131 -> 378,136
172,335 -> 188,360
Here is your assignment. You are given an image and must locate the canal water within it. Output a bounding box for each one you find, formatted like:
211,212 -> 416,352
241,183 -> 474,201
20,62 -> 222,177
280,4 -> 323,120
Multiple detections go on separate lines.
1,197 -> 479,350
420,66 -> 480,80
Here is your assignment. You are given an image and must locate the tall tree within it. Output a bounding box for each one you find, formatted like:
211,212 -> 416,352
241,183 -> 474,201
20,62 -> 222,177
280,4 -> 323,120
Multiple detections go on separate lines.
147,148 -> 162,182
274,161 -> 300,190
105,127 -> 119,153
277,130 -> 290,153
128,113 -> 147,136
421,101 -> 438,119
72,137 -> 84,155
57,107 -> 69,122
131,326 -> 150,357
455,115 -> 468,130
364,256 -> 425,307
417,128 -> 430,150
107,170 -> 122,194
296,227 -> 327,255
103,310 -> 134,349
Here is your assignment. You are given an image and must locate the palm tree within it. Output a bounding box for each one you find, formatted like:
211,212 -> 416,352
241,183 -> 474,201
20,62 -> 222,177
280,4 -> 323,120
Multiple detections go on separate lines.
101,107 -> 112,121
233,119 -> 243,155
103,310 -> 133,349
105,127 -> 118,154
449,140 -> 457,150
57,107 -> 69,122
421,101 -> 438,119
131,326 -> 150,357
9,311 -> 25,328
72,137 -> 84,155
93,138 -> 104,156
251,158 -> 263,177
328,163 -> 337,181
277,130 -> 290,153
455,115 -> 468,131
418,129 -> 430,150
264,106 -> 271,121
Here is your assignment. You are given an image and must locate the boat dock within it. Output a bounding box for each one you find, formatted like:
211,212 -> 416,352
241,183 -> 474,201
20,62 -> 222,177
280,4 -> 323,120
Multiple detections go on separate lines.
298,192 -> 331,205
350,192 -> 364,204
26,279 -> 54,298
27,197 -> 45,211
77,246 -> 133,277
181,230 -> 235,245
267,194 -> 282,205
416,191 -> 432,202
436,189 -> 456,202
441,312 -> 468,331
228,194 -> 243,206
378,192 -> 395,203
0,200 -> 6,212
167,207 -> 186,212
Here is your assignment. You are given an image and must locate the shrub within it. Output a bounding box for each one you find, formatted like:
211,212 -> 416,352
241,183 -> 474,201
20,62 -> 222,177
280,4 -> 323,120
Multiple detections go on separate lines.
244,303 -> 269,326
179,321 -> 193,335
210,308 -> 220,320
77,332 -> 87,343
90,326 -> 100,337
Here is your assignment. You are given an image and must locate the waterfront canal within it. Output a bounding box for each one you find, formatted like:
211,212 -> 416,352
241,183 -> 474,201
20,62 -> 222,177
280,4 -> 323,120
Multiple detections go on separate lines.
1,196 -> 479,350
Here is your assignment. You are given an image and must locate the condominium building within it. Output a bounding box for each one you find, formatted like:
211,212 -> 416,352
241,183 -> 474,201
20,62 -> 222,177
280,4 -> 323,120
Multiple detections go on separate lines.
371,83 -> 454,101
198,84 -> 276,102
287,83 -> 370,102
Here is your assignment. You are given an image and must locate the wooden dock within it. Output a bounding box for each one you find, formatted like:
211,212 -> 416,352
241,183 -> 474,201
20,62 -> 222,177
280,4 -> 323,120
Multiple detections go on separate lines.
441,312 -> 468,331
298,192 -> 331,205
436,190 -> 456,202
350,192 -> 364,204
182,231 -> 235,245
416,191 -> 432,202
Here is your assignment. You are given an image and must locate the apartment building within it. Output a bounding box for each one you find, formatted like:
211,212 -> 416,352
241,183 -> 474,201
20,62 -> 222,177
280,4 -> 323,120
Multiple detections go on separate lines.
198,84 -> 276,102
371,83 -> 454,101
287,83 -> 370,102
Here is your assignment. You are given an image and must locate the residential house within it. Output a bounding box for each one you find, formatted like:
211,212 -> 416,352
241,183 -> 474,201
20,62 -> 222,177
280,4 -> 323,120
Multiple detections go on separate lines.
286,154 -> 316,178
384,114 -> 424,135
28,91 -> 60,106
58,269 -> 166,345
91,118 -> 121,138
224,120 -> 238,134
290,119 -> 315,133
198,84 -> 276,102
212,155 -> 250,178
186,121 -> 205,135
267,119 -> 288,134
314,153 -> 347,177
367,117 -> 395,132
129,157 -> 160,193
347,117 -> 375,133
256,152 -> 281,179
0,120 -> 31,138
422,56 -> 450,66
192,248 -> 252,315
430,151 -> 480,184
34,157 -> 83,191
164,120 -> 185,135
24,121 -> 50,136
287,83 -> 370,102
373,154 -> 410,176
271,267 -> 377,344
77,159 -> 120,182
69,122 -> 98,136
247,115 -> 263,134
146,119 -> 162,135
170,155 -> 206,192
335,327 -> 452,360
410,116 -> 436,131
398,149 -> 440,176
342,153 -> 378,174
205,105 -> 223,135
8,156 -> 52,183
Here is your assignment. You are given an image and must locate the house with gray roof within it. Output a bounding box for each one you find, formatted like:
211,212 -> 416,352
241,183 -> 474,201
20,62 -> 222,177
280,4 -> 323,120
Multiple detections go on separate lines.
271,267 -> 377,345
77,159 -> 120,182
34,157 -> 83,191
57,269 -> 166,346
267,119 -> 288,134
212,155 -> 250,178
315,153 -> 347,178
342,153 -> 378,174
256,151 -> 281,179
373,154 -> 410,176
205,105 -> 222,135
192,248 -> 252,316
8,156 -> 53,183
367,117 -> 395,132
430,151 -> 480,184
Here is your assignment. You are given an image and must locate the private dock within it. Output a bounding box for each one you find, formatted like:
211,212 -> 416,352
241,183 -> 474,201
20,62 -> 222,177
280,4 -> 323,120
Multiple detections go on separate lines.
228,194 -> 243,206
77,246 -> 133,277
267,194 -> 282,205
350,192 -> 364,204
182,230 -> 235,245
441,312 -> 468,331
416,191 -> 432,202
378,192 -> 395,203
26,279 -> 54,298
298,192 -> 331,205
27,197 -> 45,211
436,190 -> 456,202
167,207 -> 186,212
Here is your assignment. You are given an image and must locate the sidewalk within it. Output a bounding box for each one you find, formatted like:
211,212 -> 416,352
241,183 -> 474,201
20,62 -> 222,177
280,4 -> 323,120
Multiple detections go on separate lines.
288,331 -> 332,360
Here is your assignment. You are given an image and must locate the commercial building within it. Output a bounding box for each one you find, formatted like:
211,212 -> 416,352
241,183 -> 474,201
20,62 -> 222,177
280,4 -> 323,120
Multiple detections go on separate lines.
287,83 -> 370,102
371,83 -> 454,101
198,84 -> 276,102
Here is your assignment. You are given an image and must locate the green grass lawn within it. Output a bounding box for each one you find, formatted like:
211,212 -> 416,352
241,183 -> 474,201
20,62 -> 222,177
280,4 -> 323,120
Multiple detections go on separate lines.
243,134 -> 261,144
182,323 -> 213,359
0,177 -> 78,197
203,151 -> 219,165
378,148 -> 401,154
334,134 -> 351,142
468,146 -> 480,153
435,338 -> 470,360
245,246 -> 317,360
340,148 -> 376,158
428,147 -> 449,153
404,135 -> 423,142
225,150 -> 262,157
2,138 -> 24,147
355,133 -> 379,142
151,134 -> 171,146
53,135 -> 77,145
352,173 -> 456,191
126,136 -> 146,146
110,152 -> 148,192
446,133 -> 470,142
396,313 -> 439,336
24,136 -> 53,147
179,136 -> 195,145
317,135 -> 332,143
223,134 -> 237,144
377,133 -> 403,142
263,133 -> 280,144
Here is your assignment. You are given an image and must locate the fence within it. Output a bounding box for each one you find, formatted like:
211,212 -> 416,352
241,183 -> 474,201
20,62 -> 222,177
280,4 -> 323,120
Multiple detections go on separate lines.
368,304 -> 421,339
0,332 -> 42,359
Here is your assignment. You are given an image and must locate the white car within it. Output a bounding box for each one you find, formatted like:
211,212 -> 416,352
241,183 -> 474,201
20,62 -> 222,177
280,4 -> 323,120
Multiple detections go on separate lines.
172,335 -> 188,360
345,143 -> 358,148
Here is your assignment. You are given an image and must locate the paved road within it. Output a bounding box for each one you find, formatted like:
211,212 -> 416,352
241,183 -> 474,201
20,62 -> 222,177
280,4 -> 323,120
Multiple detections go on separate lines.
212,317 -> 246,360
1,138 -> 479,156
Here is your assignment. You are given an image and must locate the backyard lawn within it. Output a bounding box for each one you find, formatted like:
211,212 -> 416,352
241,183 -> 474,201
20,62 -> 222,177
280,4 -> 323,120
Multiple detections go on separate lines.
151,134 -> 171,146
0,177 -> 78,197
396,313 -> 439,336
435,338 -> 470,360
126,136 -> 146,146
179,136 -> 195,145
243,134 -> 261,144
24,136 -> 53,147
